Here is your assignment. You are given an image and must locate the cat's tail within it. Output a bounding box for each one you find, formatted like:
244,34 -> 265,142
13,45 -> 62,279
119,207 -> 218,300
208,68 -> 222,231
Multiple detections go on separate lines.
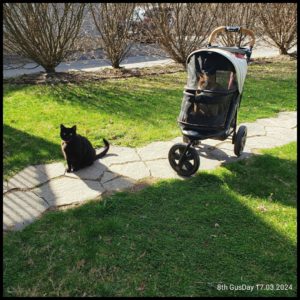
95,139 -> 110,160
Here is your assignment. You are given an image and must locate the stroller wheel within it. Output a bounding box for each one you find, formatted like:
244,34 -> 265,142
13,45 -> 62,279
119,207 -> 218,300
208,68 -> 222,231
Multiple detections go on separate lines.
168,143 -> 200,177
234,126 -> 247,157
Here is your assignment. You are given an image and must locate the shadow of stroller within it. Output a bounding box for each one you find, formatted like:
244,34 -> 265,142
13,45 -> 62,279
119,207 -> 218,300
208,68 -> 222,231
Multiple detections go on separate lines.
194,141 -> 252,163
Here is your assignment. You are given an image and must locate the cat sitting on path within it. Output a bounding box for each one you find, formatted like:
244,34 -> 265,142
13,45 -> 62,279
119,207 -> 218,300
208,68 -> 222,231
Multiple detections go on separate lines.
60,124 -> 109,172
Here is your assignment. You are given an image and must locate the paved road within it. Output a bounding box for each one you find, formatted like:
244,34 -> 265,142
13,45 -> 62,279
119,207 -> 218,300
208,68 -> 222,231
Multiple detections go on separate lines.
3,43 -> 296,79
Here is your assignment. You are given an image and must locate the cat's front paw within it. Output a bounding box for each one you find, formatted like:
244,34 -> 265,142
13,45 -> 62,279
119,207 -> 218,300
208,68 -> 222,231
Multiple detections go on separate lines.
66,168 -> 72,173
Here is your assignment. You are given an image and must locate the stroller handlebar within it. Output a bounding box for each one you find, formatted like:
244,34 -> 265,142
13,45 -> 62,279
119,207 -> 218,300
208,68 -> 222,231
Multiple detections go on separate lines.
208,26 -> 255,49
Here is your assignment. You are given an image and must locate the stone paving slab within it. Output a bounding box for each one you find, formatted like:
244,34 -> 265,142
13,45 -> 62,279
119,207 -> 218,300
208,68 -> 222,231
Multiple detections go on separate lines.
33,177 -> 104,207
7,165 -> 51,190
171,137 -> 183,144
36,162 -> 66,179
208,146 -> 235,161
3,181 -> 8,193
246,135 -> 289,150
212,141 -> 235,151
99,146 -> 140,167
200,139 -> 223,148
145,159 -> 183,179
102,176 -> 136,192
196,149 -> 222,171
210,146 -> 252,163
278,111 -> 297,119
239,122 -> 266,137
264,126 -> 297,142
265,133 -> 297,145
109,161 -> 150,180
65,160 -> 107,180
3,191 -> 49,231
137,141 -> 175,161
256,117 -> 297,129
101,171 -> 119,184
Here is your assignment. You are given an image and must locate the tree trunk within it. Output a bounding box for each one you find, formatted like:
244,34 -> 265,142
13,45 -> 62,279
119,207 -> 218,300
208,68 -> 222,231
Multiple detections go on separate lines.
44,65 -> 56,73
279,46 -> 288,55
112,61 -> 121,69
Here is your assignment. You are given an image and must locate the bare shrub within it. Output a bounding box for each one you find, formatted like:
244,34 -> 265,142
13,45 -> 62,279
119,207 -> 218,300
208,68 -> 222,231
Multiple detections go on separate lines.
256,3 -> 297,55
3,3 -> 86,73
65,6 -> 102,61
90,3 -> 136,68
142,3 -> 219,66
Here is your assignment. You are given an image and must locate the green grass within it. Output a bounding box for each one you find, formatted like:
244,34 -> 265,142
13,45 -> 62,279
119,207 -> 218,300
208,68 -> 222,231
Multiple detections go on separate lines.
3,142 -> 297,297
3,60 -> 296,180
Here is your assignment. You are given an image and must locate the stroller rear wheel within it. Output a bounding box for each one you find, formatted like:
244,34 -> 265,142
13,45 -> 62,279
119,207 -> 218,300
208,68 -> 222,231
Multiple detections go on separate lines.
234,125 -> 247,156
168,143 -> 200,177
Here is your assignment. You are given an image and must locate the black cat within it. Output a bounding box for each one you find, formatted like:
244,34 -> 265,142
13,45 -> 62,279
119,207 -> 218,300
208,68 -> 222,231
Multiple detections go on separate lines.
60,124 -> 109,172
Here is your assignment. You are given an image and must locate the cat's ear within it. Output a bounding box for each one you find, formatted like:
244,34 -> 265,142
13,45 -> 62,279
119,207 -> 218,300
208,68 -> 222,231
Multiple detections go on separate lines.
72,125 -> 77,133
60,124 -> 65,130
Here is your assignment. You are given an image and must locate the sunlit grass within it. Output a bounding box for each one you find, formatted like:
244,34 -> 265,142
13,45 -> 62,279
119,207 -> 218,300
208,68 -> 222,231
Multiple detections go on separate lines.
3,60 -> 296,180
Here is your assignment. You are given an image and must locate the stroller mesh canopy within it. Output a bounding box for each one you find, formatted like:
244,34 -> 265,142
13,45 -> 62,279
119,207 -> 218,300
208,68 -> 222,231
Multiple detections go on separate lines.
215,70 -> 238,90
186,49 -> 247,93
179,50 -> 245,129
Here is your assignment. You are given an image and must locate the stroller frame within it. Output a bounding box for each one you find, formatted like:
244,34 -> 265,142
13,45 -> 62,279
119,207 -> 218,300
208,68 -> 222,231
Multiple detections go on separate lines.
168,26 -> 255,177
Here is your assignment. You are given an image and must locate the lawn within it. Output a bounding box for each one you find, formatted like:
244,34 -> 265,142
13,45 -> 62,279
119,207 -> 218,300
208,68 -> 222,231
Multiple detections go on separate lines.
3,59 -> 297,180
3,142 -> 297,297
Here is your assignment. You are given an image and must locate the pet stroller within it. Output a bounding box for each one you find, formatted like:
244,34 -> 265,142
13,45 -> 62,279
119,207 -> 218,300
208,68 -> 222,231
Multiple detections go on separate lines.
168,26 -> 255,177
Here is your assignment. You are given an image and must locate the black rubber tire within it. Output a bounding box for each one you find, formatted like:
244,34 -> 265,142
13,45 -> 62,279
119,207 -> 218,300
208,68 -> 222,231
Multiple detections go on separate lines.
232,130 -> 236,144
168,143 -> 200,177
234,125 -> 247,157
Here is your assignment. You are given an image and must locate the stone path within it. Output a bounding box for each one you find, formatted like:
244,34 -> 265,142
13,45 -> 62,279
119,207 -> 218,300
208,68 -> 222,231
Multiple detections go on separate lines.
3,111 -> 297,231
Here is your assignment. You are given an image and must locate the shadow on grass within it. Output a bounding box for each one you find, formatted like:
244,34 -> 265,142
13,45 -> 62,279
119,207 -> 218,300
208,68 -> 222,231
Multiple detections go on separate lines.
3,150 -> 297,297
3,124 -> 62,180
3,79 -> 183,131
222,153 -> 297,208
40,78 -> 182,124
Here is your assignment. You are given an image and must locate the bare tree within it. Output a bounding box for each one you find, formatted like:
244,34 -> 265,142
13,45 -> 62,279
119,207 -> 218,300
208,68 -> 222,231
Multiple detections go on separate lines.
68,5 -> 103,61
3,3 -> 86,73
256,3 -> 297,55
214,3 -> 258,47
90,3 -> 136,68
143,3 -> 219,66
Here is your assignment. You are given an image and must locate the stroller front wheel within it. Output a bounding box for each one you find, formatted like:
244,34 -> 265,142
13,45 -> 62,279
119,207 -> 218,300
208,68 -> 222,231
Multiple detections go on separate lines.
234,126 -> 247,156
168,143 -> 200,177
